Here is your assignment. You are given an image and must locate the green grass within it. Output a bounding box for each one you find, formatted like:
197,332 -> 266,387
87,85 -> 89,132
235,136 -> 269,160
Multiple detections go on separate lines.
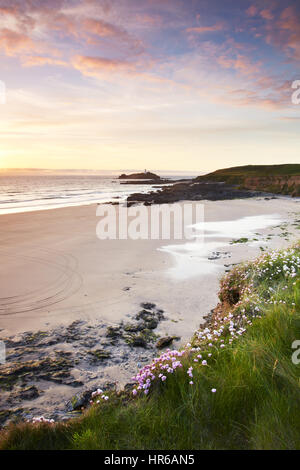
1,245 -> 300,450
197,164 -> 300,181
196,165 -> 300,196
230,237 -> 249,244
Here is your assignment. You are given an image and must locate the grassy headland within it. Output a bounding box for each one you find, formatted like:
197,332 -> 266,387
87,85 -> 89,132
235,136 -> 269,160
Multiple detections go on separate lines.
1,244 -> 299,450
197,164 -> 300,197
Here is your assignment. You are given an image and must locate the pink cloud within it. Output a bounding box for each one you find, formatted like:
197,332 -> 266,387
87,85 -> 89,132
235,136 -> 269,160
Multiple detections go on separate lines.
216,55 -> 234,69
265,6 -> 300,59
186,22 -> 224,34
71,54 -> 175,87
41,12 -> 81,39
82,18 -> 124,37
0,28 -> 36,56
21,56 -> 68,67
233,55 -> 261,75
0,6 -> 17,15
221,72 -> 294,110
71,55 -> 137,77
0,2 -> 144,67
220,87 -> 291,110
216,53 -> 261,77
260,9 -> 274,20
82,18 -> 144,54
246,5 -> 258,17
0,4 -> 36,31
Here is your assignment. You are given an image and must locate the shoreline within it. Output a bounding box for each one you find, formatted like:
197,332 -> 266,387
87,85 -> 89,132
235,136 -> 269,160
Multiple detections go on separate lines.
0,196 -> 299,424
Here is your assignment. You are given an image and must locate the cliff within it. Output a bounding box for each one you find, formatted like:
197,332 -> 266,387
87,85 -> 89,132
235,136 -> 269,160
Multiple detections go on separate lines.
197,164 -> 300,197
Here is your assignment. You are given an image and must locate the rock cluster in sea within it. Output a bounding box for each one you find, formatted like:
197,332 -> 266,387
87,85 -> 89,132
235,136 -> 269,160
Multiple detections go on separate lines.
126,181 -> 261,206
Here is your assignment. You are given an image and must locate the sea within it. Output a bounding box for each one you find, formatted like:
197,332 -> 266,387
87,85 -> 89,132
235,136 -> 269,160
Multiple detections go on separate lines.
0,173 -> 188,215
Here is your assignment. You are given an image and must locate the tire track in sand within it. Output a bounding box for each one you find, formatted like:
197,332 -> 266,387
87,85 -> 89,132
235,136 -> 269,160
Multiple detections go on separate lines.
0,247 -> 82,315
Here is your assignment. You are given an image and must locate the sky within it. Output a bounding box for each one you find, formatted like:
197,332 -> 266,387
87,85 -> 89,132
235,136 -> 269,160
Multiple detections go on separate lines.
0,0 -> 299,173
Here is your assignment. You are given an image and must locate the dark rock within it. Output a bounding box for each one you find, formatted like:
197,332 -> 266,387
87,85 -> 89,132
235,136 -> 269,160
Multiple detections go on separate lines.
102,382 -> 116,392
124,328 -> 158,348
135,309 -> 153,322
127,335 -> 147,348
126,181 -> 261,206
156,336 -> 180,349
140,302 -> 156,310
124,382 -> 135,392
136,307 -> 164,325
123,323 -> 144,333
18,385 -> 40,401
0,409 -> 12,426
80,339 -> 98,348
87,349 -> 111,362
0,356 -> 74,390
156,309 -> 165,321
51,370 -> 70,380
65,380 -> 83,388
66,390 -> 92,412
105,326 -> 122,338
145,318 -> 158,330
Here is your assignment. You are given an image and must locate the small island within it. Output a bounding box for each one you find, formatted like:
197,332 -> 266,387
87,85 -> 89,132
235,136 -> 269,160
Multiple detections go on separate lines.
118,171 -> 161,181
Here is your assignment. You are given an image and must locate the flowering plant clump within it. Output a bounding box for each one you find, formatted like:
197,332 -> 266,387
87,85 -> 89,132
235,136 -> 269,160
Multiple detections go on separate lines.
90,388 -> 109,405
219,246 -> 300,306
130,323 -> 232,395
254,248 -> 300,282
130,245 -> 299,398
131,349 -> 185,395
30,416 -> 55,424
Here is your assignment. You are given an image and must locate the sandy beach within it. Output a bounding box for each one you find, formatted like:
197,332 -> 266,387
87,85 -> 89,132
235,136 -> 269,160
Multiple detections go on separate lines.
0,196 -> 299,421
1,197 -> 299,337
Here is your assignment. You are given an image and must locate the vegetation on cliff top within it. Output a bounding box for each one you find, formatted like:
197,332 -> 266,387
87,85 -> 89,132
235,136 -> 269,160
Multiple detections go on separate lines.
196,164 -> 300,197
1,244 -> 299,450
197,164 -> 300,181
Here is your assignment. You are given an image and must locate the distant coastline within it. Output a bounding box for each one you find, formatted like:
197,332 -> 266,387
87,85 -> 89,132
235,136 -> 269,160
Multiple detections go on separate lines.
1,164 -> 299,215
125,164 -> 300,205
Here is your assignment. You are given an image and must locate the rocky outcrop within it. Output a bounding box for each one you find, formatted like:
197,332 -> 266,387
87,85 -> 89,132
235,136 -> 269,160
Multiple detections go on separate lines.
126,182 -> 260,205
156,336 -> 180,349
240,176 -> 300,197
119,171 -> 161,180
196,165 -> 300,197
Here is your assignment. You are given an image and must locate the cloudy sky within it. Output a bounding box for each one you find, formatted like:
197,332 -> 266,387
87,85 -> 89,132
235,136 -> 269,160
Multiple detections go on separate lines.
0,0 -> 299,172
